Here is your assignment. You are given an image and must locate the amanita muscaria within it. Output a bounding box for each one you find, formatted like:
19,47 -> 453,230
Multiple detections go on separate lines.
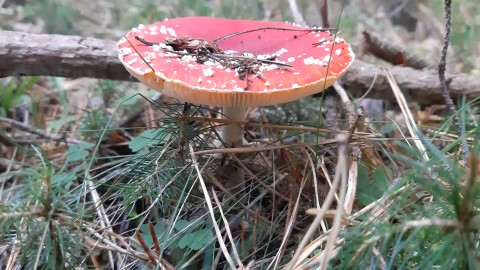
118,16 -> 354,146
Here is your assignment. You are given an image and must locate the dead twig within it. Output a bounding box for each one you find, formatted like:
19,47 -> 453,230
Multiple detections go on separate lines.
133,35 -> 292,90
213,26 -> 336,42
0,116 -> 87,145
438,0 -> 468,161
362,30 -> 430,69
320,0 -> 330,28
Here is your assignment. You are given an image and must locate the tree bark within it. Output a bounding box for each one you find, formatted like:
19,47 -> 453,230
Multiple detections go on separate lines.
1,30 -> 478,105
0,30 -> 130,81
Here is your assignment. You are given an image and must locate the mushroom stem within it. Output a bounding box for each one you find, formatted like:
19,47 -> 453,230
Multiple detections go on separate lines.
221,106 -> 246,147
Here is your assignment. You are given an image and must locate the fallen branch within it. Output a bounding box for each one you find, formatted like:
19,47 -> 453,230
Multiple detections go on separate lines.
0,30 -> 128,81
0,116 -> 87,145
362,30 -> 430,69
1,30 -> 478,105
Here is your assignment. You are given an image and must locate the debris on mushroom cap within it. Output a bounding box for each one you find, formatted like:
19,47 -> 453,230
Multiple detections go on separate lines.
118,16 -> 355,107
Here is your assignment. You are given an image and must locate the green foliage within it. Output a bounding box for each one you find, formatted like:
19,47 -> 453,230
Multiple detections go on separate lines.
67,142 -> 95,162
129,127 -> 171,152
2,90 -> 479,269
0,77 -> 38,117
0,152 -> 88,268
357,164 -> 391,206
47,115 -> 76,131
177,228 -> 213,250
23,0 -> 78,34
77,107 -> 111,141
139,218 -> 212,252
331,137 -> 480,269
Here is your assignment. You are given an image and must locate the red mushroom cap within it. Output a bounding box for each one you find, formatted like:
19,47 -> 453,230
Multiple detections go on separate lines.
118,17 -> 354,107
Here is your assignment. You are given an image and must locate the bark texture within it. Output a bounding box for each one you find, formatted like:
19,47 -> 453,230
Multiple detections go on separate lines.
1,30 -> 478,105
0,30 -> 130,81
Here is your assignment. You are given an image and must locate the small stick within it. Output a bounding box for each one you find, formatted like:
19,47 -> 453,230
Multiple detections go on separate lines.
320,0 -> 330,28
134,36 -> 189,57
438,0 -> 468,161
209,53 -> 292,68
363,30 -> 429,69
126,36 -> 156,72
134,35 -> 157,46
0,116 -> 86,145
213,26 -> 336,42
134,35 -> 293,69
